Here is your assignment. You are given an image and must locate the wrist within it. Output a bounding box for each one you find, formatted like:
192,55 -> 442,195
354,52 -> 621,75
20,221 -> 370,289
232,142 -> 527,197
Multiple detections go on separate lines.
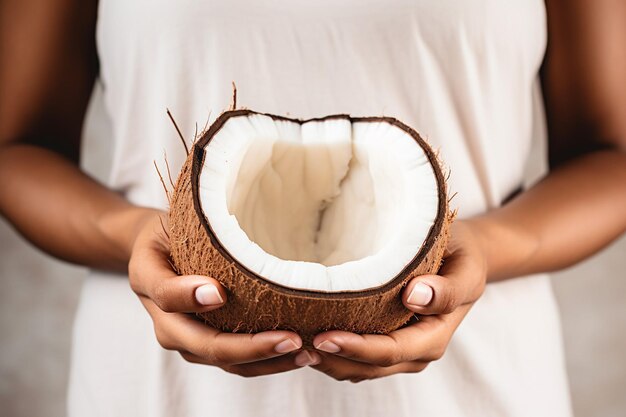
96,204 -> 162,269
464,214 -> 539,282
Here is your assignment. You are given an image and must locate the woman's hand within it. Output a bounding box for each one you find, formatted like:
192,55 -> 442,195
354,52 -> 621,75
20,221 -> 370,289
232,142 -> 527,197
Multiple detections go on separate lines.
308,221 -> 487,382
128,210 -> 307,377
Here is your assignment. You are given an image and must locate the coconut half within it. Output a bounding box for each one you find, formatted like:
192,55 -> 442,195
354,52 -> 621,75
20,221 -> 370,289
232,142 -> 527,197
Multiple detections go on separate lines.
170,109 -> 451,343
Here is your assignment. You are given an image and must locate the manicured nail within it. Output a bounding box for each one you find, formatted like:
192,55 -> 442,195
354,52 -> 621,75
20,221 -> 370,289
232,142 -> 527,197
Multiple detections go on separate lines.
274,338 -> 300,354
315,340 -> 341,353
195,284 -> 223,306
407,282 -> 433,307
295,350 -> 320,367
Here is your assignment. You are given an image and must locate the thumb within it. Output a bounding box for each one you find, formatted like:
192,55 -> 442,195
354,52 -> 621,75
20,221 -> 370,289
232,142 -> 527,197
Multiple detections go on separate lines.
402,274 -> 465,315
403,238 -> 486,315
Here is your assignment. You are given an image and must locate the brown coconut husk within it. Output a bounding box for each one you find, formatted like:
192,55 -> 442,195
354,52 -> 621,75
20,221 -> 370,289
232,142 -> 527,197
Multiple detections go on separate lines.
169,110 -> 452,345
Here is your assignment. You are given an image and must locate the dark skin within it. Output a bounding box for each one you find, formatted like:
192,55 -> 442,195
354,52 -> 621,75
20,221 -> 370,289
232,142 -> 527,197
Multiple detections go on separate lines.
1,0 -> 625,381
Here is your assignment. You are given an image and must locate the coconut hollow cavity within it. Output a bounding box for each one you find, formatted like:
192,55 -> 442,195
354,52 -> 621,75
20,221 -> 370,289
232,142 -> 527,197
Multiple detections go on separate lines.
197,112 -> 440,292
170,109 -> 451,342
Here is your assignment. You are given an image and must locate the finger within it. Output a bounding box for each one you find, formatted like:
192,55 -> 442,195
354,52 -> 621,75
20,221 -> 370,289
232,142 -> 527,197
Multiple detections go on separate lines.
312,306 -> 470,366
402,250 -> 484,315
181,351 -> 303,378
226,353 -> 303,377
141,297 -> 303,366
311,352 -> 428,383
294,350 -> 322,367
129,240 -> 227,313
312,327 -> 435,367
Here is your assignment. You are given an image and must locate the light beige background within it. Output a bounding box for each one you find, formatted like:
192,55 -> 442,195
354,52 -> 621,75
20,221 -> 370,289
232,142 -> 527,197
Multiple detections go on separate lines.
1,88 -> 625,416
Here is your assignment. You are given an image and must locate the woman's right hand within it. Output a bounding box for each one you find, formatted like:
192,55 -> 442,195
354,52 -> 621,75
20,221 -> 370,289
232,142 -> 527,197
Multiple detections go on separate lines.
128,210 -> 318,377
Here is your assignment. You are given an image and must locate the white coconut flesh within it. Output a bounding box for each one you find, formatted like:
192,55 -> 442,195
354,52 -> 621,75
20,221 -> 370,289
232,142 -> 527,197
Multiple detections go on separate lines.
198,113 -> 439,292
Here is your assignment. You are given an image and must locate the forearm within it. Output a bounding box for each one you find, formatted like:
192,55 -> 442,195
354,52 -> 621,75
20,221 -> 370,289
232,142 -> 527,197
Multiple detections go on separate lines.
468,150 -> 626,282
0,143 -> 155,271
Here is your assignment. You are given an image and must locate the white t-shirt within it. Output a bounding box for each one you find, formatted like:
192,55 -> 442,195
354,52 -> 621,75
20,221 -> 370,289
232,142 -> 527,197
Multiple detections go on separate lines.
68,0 -> 572,415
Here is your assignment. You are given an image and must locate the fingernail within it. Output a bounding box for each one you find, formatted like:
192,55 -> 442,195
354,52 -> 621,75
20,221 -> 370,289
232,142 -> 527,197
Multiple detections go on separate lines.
295,350 -> 320,367
407,282 -> 433,306
274,338 -> 300,354
195,284 -> 223,306
315,340 -> 341,353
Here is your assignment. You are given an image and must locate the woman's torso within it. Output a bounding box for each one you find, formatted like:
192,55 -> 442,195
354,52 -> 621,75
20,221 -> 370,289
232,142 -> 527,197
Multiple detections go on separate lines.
68,1 -> 572,416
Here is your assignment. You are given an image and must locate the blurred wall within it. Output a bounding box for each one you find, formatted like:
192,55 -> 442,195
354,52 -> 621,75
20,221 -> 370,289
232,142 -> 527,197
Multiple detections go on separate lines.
1,86 -> 625,416
553,238 -> 626,417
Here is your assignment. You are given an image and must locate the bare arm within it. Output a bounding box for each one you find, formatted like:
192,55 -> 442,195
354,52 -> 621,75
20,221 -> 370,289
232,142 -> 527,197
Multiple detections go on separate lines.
470,0 -> 626,282
0,0 -> 150,271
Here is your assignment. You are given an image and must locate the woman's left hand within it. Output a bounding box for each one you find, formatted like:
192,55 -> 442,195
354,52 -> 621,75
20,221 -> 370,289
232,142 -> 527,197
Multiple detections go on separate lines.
307,221 -> 487,382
